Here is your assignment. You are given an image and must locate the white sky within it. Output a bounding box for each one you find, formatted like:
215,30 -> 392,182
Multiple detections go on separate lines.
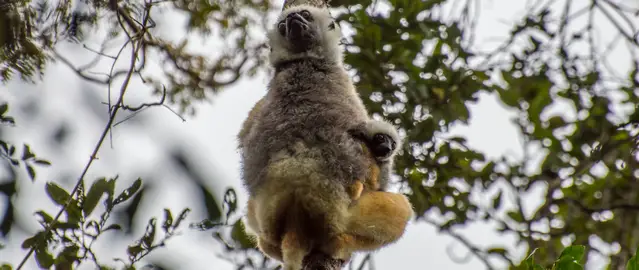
1,0 -> 637,269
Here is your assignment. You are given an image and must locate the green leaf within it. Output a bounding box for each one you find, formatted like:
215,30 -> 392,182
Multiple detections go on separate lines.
492,190 -> 503,210
26,165 -> 36,181
45,182 -> 71,206
127,244 -> 144,258
141,218 -> 157,248
104,177 -> 117,209
552,245 -> 585,270
199,184 -> 222,221
122,187 -> 144,230
54,245 -> 80,269
57,244 -> 79,259
162,208 -> 173,233
547,116 -> 567,130
35,248 -> 54,268
113,178 -> 142,205
528,80 -> 552,125
1,116 -> 15,125
626,247 -> 639,270
1,263 -> 13,270
83,178 -> 109,216
189,219 -> 223,231
53,222 -> 80,230
22,234 -> 39,249
34,159 -> 52,166
0,141 -> 8,154
497,85 -> 520,107
230,219 -> 256,249
103,224 -> 122,232
557,245 -> 585,261
65,203 -> 83,224
553,259 -> 583,270
507,210 -> 525,223
0,104 -> 7,115
34,211 -> 53,225
172,208 -> 190,229
21,144 -> 35,160
520,248 -> 544,270
486,247 -> 507,256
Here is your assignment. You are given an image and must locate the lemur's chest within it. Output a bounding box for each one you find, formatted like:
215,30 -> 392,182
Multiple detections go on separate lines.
265,95 -> 363,126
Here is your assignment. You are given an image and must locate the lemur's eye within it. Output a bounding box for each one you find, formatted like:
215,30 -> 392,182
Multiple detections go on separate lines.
373,134 -> 386,143
328,21 -> 336,30
300,10 -> 311,19
278,21 -> 286,35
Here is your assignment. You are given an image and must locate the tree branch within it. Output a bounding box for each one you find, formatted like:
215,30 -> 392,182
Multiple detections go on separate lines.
302,252 -> 346,270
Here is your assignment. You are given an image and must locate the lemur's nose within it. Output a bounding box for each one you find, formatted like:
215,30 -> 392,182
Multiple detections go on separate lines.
286,17 -> 309,39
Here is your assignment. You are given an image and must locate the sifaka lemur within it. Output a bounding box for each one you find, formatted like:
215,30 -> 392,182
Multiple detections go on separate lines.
237,1 -> 412,269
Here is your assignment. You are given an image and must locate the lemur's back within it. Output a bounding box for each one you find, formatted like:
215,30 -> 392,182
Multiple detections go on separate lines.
241,59 -> 369,194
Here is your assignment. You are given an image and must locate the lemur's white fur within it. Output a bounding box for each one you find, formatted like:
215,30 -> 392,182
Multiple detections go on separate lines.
268,5 -> 343,66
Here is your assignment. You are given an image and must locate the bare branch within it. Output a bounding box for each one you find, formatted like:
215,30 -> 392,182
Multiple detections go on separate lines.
422,218 -> 496,270
53,50 -> 110,84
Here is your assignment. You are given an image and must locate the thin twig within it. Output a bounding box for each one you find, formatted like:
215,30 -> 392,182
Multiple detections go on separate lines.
422,218 -> 496,270
83,44 -> 117,59
356,254 -> 372,270
54,50 -> 110,84
594,0 -> 639,46
558,198 -> 639,213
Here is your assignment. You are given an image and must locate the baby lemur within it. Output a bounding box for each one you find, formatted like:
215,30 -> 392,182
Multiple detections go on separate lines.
348,119 -> 402,196
238,3 -> 412,269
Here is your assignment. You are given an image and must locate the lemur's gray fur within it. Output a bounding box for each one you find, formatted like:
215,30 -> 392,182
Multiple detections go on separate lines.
240,4 -> 370,195
236,4 -> 408,268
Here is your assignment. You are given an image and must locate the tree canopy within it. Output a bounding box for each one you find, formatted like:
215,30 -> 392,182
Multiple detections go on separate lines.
1,0 -> 639,269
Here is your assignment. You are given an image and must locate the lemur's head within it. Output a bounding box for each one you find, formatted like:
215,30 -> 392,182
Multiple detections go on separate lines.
268,4 -> 343,66
349,120 -> 402,162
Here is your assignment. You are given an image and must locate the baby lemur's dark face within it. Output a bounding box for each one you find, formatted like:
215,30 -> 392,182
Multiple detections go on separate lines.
370,133 -> 397,159
349,129 -> 397,160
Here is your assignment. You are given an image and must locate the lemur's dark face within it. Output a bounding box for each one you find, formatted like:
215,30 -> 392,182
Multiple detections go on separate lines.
348,129 -> 396,160
277,10 -> 317,52
370,133 -> 396,159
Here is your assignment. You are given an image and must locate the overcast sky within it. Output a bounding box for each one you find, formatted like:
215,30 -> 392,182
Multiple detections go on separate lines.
1,0 -> 637,269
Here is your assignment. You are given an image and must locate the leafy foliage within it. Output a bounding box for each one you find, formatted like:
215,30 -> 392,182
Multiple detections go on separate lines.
19,174 -> 190,269
0,0 -> 273,114
190,188 -> 277,269
335,0 -> 639,268
0,103 -> 51,181
517,244 -> 639,270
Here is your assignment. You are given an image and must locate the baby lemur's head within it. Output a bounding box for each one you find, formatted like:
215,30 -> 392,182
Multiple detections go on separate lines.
349,120 -> 402,162
268,5 -> 343,66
